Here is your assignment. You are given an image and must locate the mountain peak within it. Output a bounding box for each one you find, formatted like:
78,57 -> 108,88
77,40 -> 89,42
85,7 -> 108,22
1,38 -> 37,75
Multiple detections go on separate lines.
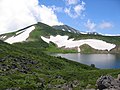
52,25 -> 81,34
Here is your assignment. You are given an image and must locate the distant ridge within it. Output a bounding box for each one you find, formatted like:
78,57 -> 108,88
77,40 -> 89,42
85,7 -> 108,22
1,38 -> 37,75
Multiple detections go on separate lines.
0,22 -> 120,53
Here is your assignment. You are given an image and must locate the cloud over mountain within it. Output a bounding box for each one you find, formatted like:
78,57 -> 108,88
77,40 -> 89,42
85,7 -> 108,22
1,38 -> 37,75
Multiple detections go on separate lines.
65,0 -> 79,5
99,21 -> 113,29
0,0 -> 62,34
85,19 -> 96,31
64,1 -> 85,18
39,5 -> 63,26
84,19 -> 114,32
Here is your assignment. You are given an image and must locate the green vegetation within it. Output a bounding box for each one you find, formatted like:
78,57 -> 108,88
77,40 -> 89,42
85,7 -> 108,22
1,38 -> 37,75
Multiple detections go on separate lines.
1,22 -> 120,53
74,34 -> 120,45
80,44 -> 109,54
0,22 -> 120,89
45,42 -> 77,53
0,40 -> 120,89
26,22 -> 120,53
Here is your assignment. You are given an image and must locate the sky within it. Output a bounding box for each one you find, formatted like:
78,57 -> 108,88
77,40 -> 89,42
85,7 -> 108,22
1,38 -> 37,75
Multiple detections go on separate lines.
0,0 -> 120,35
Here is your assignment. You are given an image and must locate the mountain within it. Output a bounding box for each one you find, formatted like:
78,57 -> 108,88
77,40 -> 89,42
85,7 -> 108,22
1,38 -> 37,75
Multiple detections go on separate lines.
0,22 -> 77,43
0,22 -> 120,53
52,25 -> 100,35
0,22 -> 120,89
0,37 -> 120,89
52,25 -> 81,34
0,39 -> 97,89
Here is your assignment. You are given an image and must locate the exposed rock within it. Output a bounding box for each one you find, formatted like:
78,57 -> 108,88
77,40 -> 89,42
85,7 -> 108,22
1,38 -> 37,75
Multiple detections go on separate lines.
96,75 -> 120,90
110,45 -> 120,53
55,75 -> 63,79
0,55 -> 38,75
91,64 -> 95,68
117,74 -> 120,81
38,78 -> 45,83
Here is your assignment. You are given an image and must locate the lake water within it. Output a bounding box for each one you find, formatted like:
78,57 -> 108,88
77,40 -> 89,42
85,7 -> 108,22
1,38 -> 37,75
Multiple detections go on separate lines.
51,53 -> 120,69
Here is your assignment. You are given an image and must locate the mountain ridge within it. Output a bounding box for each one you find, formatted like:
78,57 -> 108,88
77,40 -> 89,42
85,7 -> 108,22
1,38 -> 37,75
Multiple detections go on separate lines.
0,22 -> 120,89
0,22 -> 120,53
52,25 -> 81,34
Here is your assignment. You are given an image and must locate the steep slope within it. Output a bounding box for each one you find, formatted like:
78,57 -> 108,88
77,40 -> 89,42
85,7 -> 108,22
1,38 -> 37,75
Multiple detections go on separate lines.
0,23 -> 120,89
52,25 -> 100,35
41,35 -> 116,52
0,22 -> 77,43
0,40 -> 120,89
0,22 -> 120,53
52,25 -> 81,34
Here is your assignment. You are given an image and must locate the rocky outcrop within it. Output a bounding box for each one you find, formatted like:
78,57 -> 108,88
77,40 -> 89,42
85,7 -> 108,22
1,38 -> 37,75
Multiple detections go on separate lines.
0,55 -> 38,75
96,75 -> 120,90
110,45 -> 120,53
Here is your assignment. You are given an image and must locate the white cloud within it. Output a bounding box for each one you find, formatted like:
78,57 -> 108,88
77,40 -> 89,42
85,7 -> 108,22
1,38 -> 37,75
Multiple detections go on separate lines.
64,1 -> 85,18
0,0 -> 63,34
74,3 -> 85,15
84,20 -> 114,32
0,0 -> 37,34
49,5 -> 63,12
64,7 -> 72,17
99,21 -> 113,29
85,19 -> 96,31
66,0 -> 78,5
39,5 -> 63,26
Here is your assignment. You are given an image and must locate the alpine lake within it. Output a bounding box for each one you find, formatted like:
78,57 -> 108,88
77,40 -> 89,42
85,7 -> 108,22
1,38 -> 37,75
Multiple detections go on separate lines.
51,53 -> 120,69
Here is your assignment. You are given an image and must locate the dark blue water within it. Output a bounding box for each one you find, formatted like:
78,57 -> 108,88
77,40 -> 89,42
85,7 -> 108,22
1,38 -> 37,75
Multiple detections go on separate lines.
52,53 -> 120,69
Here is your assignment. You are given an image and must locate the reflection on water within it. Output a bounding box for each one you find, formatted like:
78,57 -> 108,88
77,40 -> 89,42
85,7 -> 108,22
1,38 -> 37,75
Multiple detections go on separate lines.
52,53 -> 120,69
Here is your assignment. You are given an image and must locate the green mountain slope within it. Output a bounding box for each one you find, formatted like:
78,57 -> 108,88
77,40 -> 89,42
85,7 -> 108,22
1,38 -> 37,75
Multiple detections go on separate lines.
0,22 -> 120,54
0,22 -> 120,89
0,40 -> 120,89
30,23 -> 120,45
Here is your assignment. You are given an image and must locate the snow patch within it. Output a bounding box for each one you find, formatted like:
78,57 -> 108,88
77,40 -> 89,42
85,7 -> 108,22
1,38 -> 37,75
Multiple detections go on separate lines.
41,35 -> 116,52
77,46 -> 80,52
5,26 -> 35,44
62,29 -> 65,31
0,36 -> 6,39
68,30 -> 71,32
80,32 -> 87,34
102,34 -> 120,36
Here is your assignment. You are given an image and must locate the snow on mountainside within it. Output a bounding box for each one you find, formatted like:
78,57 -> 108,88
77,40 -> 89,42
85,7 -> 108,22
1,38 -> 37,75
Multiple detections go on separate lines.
52,25 -> 100,35
101,34 -> 120,36
0,22 -> 119,53
52,25 -> 81,34
4,26 -> 35,44
41,35 -> 116,52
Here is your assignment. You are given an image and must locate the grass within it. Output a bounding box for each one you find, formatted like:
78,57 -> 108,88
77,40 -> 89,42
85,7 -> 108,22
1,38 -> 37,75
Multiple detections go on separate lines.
0,22 -> 120,89
0,40 -> 120,89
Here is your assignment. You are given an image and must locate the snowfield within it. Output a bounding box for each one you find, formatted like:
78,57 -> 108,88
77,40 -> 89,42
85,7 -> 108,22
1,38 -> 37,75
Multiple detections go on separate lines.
41,35 -> 116,52
0,35 -> 6,39
5,26 -> 35,44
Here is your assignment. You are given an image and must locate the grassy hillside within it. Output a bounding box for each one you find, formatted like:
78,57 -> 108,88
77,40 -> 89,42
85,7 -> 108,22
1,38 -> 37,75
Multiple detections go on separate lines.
25,22 -> 120,53
74,34 -> 120,45
26,22 -> 77,41
0,40 -> 120,89
1,22 -> 120,45
18,23 -> 120,53
31,23 -> 120,45
1,22 -> 120,54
